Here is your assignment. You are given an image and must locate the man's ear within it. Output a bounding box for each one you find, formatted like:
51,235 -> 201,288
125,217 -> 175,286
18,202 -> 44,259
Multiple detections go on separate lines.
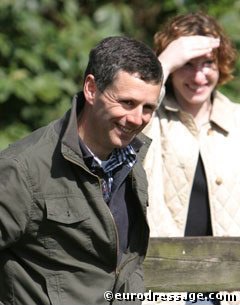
84,74 -> 97,105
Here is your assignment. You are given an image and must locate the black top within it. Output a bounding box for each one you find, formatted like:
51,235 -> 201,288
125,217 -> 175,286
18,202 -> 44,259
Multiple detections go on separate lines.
185,154 -> 213,236
185,155 -> 220,305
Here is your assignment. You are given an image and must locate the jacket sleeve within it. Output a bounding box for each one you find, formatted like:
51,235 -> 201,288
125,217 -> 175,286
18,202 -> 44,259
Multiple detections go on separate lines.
0,156 -> 32,249
113,266 -> 145,305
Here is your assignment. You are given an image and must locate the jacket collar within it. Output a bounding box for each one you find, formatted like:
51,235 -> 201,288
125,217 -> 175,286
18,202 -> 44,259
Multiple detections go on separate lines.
161,90 -> 233,133
60,92 -> 84,164
210,91 -> 233,133
57,92 -> 151,164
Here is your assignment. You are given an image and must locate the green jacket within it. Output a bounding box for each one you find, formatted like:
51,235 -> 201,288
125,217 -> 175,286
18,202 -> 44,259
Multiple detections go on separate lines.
0,93 -> 150,305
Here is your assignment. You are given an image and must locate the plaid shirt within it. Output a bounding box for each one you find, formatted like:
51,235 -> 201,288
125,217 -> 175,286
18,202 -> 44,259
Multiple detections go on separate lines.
79,134 -> 137,202
92,146 -> 137,202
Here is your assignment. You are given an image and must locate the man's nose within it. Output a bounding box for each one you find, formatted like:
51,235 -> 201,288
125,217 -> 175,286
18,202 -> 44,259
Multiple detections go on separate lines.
126,107 -> 144,126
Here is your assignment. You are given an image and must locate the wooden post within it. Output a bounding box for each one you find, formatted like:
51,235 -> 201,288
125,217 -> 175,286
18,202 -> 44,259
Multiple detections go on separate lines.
144,237 -> 240,292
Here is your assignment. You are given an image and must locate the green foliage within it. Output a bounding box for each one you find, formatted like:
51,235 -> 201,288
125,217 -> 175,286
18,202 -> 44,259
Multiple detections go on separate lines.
0,0 -> 240,149
0,0 -> 134,149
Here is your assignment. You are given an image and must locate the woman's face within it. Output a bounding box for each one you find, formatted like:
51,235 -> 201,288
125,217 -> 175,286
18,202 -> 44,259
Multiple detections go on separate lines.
171,54 -> 219,111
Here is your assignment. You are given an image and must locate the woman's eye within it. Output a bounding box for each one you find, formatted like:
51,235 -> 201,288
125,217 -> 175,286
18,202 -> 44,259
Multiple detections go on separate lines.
204,60 -> 214,67
184,62 -> 193,69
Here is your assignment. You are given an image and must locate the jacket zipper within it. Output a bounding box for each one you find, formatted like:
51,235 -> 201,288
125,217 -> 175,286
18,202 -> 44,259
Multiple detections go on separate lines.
64,153 -> 139,295
63,153 -> 120,267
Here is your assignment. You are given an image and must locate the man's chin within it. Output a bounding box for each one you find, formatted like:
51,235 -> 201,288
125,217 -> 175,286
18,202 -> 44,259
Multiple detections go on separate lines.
113,139 -> 134,149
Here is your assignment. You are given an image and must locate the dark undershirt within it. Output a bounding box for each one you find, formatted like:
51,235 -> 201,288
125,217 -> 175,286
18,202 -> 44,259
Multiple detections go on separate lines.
185,154 -> 212,236
184,155 -> 220,305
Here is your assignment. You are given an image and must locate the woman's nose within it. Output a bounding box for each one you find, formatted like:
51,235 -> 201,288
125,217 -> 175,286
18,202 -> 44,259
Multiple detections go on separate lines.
193,68 -> 208,83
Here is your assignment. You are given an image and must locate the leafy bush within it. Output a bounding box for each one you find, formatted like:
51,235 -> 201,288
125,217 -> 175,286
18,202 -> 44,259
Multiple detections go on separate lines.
0,0 -> 239,149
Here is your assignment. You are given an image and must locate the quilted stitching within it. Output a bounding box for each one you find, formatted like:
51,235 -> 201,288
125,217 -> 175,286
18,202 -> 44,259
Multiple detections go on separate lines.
143,91 -> 240,305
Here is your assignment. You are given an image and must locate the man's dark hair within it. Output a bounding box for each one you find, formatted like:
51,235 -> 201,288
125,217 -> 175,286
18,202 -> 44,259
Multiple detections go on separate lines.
84,36 -> 163,92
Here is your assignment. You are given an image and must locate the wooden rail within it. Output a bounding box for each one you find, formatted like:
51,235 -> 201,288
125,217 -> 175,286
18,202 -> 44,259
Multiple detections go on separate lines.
143,237 -> 240,292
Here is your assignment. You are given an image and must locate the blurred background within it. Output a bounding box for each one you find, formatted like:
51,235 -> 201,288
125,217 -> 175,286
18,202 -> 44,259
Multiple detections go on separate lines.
0,0 -> 240,149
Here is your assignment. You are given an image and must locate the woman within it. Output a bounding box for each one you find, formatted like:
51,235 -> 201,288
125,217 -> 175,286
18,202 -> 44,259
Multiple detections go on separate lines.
143,11 -> 239,305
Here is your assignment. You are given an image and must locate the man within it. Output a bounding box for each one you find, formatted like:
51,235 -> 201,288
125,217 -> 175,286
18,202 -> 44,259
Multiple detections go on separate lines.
0,36 -> 162,305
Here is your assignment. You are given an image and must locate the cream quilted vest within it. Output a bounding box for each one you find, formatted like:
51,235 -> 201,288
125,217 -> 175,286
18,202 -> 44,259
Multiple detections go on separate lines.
142,91 -> 240,305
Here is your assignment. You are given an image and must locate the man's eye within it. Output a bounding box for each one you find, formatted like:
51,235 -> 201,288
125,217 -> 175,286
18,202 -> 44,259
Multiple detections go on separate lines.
121,100 -> 133,106
143,105 -> 155,113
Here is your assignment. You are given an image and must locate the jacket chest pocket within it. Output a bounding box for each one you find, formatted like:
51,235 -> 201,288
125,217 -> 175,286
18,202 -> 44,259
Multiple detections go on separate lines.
46,196 -> 90,224
42,196 -> 92,252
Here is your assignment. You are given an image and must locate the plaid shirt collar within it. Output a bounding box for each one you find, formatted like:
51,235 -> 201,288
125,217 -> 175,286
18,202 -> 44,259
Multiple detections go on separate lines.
79,140 -> 137,203
79,137 -> 137,173
96,146 -> 137,173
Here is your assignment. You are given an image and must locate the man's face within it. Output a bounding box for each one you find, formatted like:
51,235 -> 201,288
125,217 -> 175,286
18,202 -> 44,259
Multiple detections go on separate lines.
82,71 -> 161,160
